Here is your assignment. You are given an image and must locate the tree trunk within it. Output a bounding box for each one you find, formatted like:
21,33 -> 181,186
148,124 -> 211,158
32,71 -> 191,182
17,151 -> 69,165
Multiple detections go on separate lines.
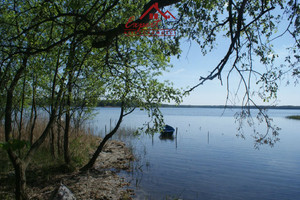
50,126 -> 56,158
80,106 -> 124,171
14,162 -> 28,200
5,57 -> 27,200
64,108 -> 71,164
7,150 -> 29,200
28,73 -> 37,145
18,74 -> 26,142
57,106 -> 63,155
63,38 -> 76,165
50,47 -> 62,158
64,70 -> 73,165
4,54 -> 65,200
29,101 -> 37,145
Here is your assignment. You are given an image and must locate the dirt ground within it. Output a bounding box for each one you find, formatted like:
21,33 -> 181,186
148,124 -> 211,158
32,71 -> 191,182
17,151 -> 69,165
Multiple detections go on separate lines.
28,140 -> 135,200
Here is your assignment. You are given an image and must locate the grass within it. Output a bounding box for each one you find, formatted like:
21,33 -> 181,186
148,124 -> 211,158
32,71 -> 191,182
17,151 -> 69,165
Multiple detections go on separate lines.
0,119 -> 139,199
0,119 -> 100,198
286,115 -> 300,120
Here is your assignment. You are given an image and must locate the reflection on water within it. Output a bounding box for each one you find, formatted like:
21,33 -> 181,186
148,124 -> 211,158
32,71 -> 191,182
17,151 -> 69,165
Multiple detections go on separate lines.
159,134 -> 175,141
89,107 -> 300,200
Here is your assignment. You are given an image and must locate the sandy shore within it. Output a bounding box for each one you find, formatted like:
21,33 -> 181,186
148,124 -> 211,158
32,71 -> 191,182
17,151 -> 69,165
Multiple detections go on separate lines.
29,139 -> 135,200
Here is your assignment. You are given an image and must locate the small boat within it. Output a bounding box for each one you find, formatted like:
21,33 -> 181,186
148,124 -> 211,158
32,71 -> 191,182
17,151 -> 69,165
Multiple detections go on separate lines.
161,125 -> 175,135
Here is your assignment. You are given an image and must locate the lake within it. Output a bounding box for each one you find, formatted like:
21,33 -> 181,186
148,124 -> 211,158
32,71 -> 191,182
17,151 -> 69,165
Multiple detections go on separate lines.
88,107 -> 300,200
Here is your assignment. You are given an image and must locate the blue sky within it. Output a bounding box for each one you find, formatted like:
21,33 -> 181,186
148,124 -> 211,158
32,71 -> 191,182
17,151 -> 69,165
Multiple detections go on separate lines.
162,37 -> 300,106
154,4 -> 300,106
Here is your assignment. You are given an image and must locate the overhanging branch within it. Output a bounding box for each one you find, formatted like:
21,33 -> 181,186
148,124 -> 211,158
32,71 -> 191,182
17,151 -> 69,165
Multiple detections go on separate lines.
92,0 -> 182,48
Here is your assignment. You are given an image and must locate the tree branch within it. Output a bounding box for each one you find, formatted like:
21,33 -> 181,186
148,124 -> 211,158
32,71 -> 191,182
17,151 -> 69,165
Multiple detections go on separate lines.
92,0 -> 182,48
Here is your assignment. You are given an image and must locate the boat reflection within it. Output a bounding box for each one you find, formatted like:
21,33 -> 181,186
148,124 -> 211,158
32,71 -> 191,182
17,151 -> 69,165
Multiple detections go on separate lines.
159,133 -> 175,141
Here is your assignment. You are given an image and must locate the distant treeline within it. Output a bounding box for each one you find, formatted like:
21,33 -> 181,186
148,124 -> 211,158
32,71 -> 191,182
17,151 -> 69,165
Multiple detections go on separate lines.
159,104 -> 300,110
97,100 -> 123,107
97,101 -> 300,110
28,99 -> 300,110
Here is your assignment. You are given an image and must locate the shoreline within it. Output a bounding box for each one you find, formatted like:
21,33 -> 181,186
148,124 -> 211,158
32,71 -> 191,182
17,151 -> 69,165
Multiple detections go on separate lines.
28,139 -> 135,200
96,104 -> 300,110
286,115 -> 300,120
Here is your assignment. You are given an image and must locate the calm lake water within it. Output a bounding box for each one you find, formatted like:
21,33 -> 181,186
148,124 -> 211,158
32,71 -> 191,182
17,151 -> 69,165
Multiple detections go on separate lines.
89,107 -> 300,200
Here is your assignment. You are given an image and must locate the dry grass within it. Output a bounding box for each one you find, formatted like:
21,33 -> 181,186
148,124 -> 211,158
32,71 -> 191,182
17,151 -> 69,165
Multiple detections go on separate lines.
0,119 -> 100,199
0,119 -> 99,161
0,118 -> 136,200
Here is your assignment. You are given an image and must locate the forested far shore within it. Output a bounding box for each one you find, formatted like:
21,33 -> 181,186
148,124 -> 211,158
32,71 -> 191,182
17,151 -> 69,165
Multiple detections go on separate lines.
97,101 -> 300,110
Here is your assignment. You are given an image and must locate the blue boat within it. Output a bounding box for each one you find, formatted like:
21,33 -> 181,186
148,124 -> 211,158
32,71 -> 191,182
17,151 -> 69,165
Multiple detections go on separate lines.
161,125 -> 175,135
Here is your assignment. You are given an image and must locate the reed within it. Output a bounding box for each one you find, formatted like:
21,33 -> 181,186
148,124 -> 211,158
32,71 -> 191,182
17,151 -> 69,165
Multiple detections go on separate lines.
0,119 -> 99,199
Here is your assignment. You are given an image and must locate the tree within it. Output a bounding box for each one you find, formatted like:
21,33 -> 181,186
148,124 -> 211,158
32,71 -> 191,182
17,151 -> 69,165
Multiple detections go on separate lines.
81,34 -> 182,170
172,0 -> 299,146
1,0 -> 299,199
90,0 -> 299,146
0,0 -> 181,198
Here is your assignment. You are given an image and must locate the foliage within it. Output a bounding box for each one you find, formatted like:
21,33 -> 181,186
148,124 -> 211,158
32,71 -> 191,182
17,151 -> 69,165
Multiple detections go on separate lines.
0,139 -> 30,152
170,0 -> 299,146
0,122 -> 100,197
173,0 -> 299,99
0,0 -> 299,199
0,1 -> 183,198
286,115 -> 300,120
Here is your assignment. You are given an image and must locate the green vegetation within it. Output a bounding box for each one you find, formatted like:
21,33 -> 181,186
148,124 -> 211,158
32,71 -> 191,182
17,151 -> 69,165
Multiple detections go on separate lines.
0,1 -> 181,198
0,0 -> 299,199
286,115 -> 300,120
0,122 -> 99,199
